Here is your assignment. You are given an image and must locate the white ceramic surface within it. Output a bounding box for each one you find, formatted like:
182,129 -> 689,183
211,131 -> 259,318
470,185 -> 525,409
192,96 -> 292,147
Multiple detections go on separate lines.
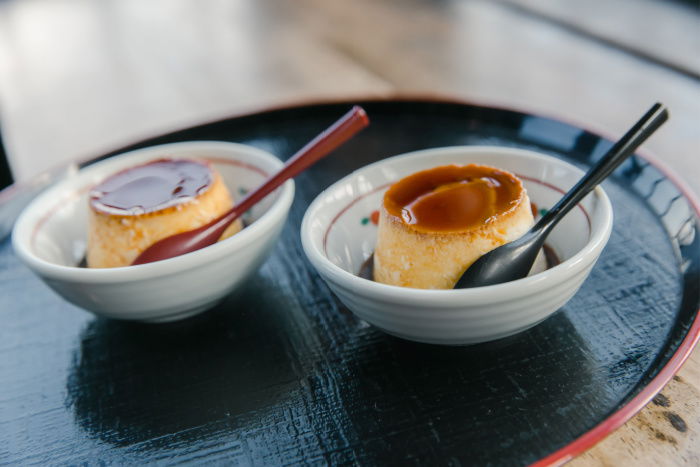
301,146 -> 613,345
12,141 -> 294,322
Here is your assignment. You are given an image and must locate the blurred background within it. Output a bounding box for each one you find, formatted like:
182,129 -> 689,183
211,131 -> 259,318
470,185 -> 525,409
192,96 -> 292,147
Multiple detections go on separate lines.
0,0 -> 698,191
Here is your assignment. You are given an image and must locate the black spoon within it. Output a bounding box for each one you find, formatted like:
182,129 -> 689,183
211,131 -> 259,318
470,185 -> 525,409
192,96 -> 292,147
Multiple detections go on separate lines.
454,103 -> 669,289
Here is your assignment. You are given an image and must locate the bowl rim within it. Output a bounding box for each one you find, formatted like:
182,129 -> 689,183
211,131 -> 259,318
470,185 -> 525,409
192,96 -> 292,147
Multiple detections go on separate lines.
301,145 -> 613,304
12,141 -> 295,283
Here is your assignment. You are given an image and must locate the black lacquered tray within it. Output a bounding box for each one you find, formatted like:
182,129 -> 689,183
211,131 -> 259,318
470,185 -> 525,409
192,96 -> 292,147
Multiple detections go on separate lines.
1,99 -> 698,466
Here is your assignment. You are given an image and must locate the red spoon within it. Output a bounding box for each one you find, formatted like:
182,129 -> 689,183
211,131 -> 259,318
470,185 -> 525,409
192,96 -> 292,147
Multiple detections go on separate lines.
132,105 -> 369,265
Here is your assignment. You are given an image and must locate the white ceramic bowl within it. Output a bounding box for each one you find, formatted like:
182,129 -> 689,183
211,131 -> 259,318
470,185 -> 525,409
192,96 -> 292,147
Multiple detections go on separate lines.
12,141 -> 294,322
301,146 -> 613,345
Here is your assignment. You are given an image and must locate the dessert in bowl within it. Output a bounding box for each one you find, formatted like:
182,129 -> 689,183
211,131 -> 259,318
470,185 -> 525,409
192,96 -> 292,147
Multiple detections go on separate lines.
374,163 -> 538,289
12,141 -> 294,322
301,146 -> 613,345
87,157 -> 244,268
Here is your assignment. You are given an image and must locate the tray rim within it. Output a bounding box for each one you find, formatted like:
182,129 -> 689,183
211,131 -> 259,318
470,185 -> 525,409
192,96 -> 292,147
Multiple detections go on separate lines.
1,95 -> 698,466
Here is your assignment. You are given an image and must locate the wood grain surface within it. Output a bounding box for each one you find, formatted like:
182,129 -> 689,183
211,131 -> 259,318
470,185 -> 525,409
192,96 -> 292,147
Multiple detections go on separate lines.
0,0 -> 698,465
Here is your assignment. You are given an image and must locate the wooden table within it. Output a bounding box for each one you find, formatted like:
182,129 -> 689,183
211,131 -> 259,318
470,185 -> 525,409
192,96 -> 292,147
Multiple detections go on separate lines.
1,0 -> 698,464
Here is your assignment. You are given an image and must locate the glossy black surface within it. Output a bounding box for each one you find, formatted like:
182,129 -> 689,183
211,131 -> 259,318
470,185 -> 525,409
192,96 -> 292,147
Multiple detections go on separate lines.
1,100 -> 698,465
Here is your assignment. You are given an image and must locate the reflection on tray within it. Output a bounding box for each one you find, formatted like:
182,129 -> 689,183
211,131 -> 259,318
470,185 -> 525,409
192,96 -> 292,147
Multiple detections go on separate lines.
66,273 -> 301,447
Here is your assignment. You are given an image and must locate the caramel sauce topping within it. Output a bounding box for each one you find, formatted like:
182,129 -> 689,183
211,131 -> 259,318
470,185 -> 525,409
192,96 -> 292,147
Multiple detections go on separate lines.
90,158 -> 213,215
383,164 -> 525,232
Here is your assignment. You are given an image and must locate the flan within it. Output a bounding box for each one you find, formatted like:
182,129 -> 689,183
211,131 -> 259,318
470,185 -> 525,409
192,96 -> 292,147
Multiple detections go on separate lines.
87,158 -> 242,268
373,164 -> 535,289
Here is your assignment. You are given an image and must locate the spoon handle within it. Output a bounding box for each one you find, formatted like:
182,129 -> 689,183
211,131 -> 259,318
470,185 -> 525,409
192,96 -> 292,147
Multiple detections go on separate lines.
211,105 -> 369,233
535,103 -> 668,235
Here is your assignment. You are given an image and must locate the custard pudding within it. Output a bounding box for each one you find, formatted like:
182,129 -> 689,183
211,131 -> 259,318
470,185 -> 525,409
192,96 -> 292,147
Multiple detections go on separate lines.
87,158 -> 242,268
373,164 -> 534,289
